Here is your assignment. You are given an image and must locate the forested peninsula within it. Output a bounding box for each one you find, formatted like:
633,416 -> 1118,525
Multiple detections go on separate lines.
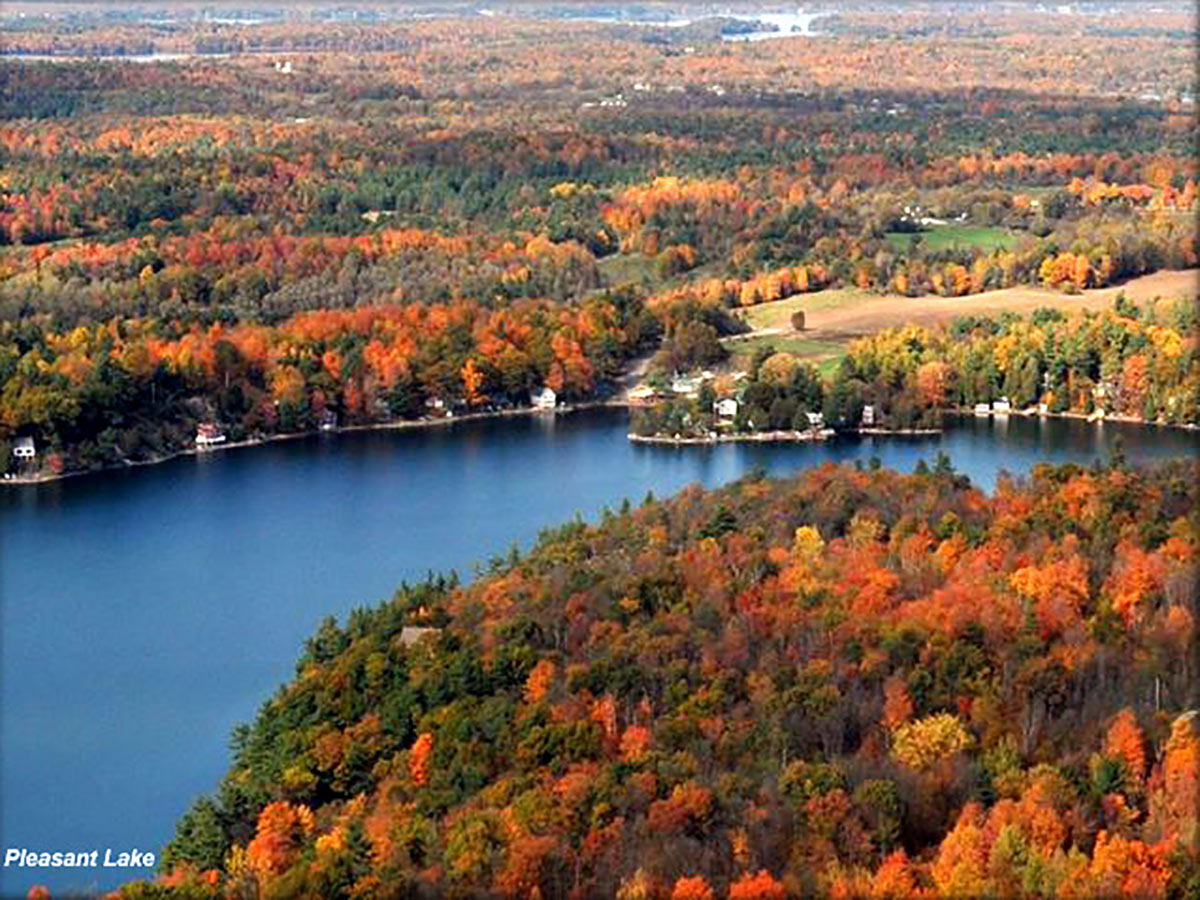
116,459 -> 1200,900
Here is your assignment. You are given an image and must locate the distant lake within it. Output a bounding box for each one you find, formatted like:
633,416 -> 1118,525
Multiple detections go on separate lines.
2,408 -> 1196,895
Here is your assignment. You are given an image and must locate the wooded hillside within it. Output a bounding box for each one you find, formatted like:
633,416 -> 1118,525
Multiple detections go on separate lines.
131,460 -> 1199,900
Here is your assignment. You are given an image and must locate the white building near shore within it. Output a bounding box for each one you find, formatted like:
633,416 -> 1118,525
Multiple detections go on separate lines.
532,387 -> 558,410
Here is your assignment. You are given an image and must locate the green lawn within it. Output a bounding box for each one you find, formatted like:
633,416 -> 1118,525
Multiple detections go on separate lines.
885,224 -> 1017,253
597,252 -> 727,292
727,334 -> 847,370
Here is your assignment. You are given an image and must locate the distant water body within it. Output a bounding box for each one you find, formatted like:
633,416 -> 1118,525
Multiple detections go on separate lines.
2,408 -> 1196,894
0,8 -> 827,67
554,7 -> 827,39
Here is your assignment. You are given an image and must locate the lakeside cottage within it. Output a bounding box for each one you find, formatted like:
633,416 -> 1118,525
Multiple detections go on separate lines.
714,398 -> 739,419
628,384 -> 658,403
13,436 -> 36,461
671,374 -> 703,396
195,423 -> 227,448
992,397 -> 1012,415
532,386 -> 557,410
973,402 -> 991,416
805,411 -> 825,429
861,405 -> 875,427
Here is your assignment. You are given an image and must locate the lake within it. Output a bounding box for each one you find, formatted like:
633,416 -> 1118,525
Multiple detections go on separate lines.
2,408 -> 1197,895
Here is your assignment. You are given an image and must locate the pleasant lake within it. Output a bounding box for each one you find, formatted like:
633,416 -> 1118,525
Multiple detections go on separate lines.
2,407 -> 1197,895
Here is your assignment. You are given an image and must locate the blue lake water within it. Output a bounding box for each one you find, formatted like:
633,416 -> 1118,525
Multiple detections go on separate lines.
2,407 -> 1197,895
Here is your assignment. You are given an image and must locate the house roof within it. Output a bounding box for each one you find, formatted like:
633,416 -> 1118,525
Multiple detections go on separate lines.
398,626 -> 441,647
14,436 -> 35,450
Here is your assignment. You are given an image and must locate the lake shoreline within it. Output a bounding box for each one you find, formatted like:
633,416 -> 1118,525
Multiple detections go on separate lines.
856,426 -> 943,436
957,405 -> 1200,430
6,400 -> 1198,487
1,399 -> 629,487
629,428 -> 837,445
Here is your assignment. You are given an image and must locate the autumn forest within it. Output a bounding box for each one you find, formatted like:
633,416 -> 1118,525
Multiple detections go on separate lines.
2,2 -> 1197,474
1,1 -> 1197,899
146,458 -> 1200,900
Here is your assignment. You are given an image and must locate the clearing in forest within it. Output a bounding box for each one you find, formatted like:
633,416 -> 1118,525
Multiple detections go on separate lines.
884,224 -> 1019,253
729,267 -> 1199,371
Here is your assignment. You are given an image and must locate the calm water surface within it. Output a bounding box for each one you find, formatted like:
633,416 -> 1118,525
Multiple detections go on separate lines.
2,408 -> 1197,895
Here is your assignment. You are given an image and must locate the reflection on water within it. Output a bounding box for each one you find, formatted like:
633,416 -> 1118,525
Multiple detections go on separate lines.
1,408 -> 1196,894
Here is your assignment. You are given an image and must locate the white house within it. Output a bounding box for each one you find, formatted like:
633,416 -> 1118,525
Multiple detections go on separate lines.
714,398 -> 739,419
628,384 -> 658,403
973,402 -> 991,416
805,411 -> 825,429
671,374 -> 702,396
992,397 -> 1012,415
861,405 -> 875,427
13,436 -> 35,460
195,423 -> 227,448
532,387 -> 557,410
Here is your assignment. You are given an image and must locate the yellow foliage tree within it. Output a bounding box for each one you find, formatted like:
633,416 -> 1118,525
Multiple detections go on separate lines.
892,713 -> 973,770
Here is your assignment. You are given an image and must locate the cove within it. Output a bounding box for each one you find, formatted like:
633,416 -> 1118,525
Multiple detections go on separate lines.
1,407 -> 1197,895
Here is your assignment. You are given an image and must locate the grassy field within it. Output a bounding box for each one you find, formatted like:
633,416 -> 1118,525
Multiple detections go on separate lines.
597,252 -> 661,288
742,268 -> 1197,334
738,288 -> 872,331
598,252 -> 729,293
722,268 -> 1197,376
726,334 -> 848,374
885,224 -> 1018,253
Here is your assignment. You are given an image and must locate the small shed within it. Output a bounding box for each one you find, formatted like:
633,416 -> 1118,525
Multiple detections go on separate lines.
13,436 -> 36,460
